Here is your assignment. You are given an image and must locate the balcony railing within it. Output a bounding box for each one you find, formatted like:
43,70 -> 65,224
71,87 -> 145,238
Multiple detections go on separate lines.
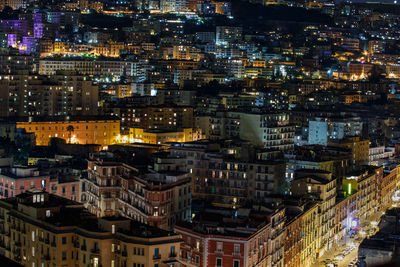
91,248 -> 100,254
153,254 -> 161,260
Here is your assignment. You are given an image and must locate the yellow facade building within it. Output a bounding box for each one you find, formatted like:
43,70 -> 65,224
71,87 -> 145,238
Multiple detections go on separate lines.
128,128 -> 202,144
0,190 -> 182,267
338,137 -> 370,167
17,117 -> 120,147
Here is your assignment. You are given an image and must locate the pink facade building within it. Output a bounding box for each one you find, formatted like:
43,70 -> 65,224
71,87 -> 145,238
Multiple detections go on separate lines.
0,167 -> 50,198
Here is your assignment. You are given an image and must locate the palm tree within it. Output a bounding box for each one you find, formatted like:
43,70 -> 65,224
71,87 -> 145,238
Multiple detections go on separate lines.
66,125 -> 74,144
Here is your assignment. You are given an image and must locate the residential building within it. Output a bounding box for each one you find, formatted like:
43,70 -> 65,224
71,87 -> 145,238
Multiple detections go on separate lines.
216,26 -> 242,45
163,140 -> 286,207
0,166 -> 49,199
176,206 -> 285,267
0,72 -> 99,117
308,117 -> 363,146
341,167 -> 379,227
284,199 -> 319,267
0,190 -> 182,267
128,128 -> 203,144
335,137 -> 370,168
81,153 -> 191,230
291,169 -> 336,257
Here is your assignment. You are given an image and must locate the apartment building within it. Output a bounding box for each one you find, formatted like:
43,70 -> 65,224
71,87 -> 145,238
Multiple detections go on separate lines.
0,166 -> 49,199
81,154 -> 191,230
291,169 -> 337,257
160,140 -> 286,208
0,190 -> 182,267
197,111 -> 295,152
284,199 -> 319,267
120,105 -> 194,131
129,128 -> 203,144
342,167 -> 379,227
176,207 -> 285,267
38,58 -> 146,78
0,72 -> 99,117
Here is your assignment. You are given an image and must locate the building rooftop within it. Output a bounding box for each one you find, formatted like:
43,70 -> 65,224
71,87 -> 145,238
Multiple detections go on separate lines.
1,190 -> 180,242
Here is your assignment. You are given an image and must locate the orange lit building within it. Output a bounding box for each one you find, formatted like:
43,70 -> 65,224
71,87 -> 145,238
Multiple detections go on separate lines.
252,60 -> 267,68
343,94 -> 362,104
16,117 -> 120,147
337,137 -> 370,168
129,128 -> 203,144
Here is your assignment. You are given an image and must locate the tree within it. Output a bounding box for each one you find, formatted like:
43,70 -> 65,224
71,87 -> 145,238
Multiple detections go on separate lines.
67,125 -> 74,144
49,137 -> 66,147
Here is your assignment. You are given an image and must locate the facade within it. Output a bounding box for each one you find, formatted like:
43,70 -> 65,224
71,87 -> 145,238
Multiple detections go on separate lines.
16,117 -> 120,147
176,207 -> 285,267
342,167 -> 379,227
38,59 -> 145,77
49,176 -> 80,202
162,140 -> 286,207
369,146 -> 394,166
81,154 -> 191,230
336,137 -> 370,168
334,192 -> 357,242
0,167 -> 49,199
216,26 -> 242,45
120,105 -> 194,131
129,128 -> 203,145
291,169 -> 336,257
308,117 -> 363,146
0,190 -> 182,267
0,72 -> 99,117
284,200 -> 319,267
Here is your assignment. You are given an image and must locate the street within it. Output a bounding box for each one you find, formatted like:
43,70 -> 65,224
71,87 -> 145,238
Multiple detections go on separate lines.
314,234 -> 360,267
313,195 -> 400,267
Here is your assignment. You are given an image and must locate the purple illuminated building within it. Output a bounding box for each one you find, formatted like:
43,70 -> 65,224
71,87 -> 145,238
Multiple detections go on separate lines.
34,23 -> 43,39
7,34 -> 17,47
19,36 -> 35,54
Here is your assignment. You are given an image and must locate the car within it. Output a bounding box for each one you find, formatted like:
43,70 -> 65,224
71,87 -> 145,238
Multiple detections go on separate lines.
334,255 -> 344,261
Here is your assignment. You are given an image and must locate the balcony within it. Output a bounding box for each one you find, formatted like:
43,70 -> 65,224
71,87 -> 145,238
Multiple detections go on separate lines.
122,250 -> 127,257
81,245 -> 87,251
233,252 -> 241,257
215,249 -> 223,255
169,253 -> 177,258
51,242 -> 56,247
153,254 -> 161,260
42,254 -> 50,261
91,248 -> 100,254
45,238 -> 49,244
